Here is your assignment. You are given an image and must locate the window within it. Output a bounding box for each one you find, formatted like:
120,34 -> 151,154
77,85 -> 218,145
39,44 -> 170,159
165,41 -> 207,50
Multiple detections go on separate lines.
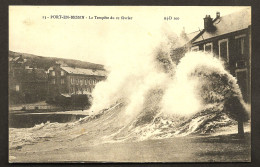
204,43 -> 213,53
70,78 -> 74,84
61,71 -> 65,76
235,34 -> 246,58
85,79 -> 87,85
51,71 -> 55,76
191,46 -> 199,52
15,85 -> 19,92
80,79 -> 83,85
51,79 -> 56,84
218,39 -> 229,62
61,79 -> 65,84
76,79 -> 78,85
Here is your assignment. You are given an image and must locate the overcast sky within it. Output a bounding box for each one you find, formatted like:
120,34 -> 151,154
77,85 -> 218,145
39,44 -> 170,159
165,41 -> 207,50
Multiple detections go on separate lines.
9,6 -> 250,65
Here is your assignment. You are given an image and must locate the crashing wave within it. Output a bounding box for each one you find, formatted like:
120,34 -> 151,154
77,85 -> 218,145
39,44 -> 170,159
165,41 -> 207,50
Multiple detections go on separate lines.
9,52 -> 250,149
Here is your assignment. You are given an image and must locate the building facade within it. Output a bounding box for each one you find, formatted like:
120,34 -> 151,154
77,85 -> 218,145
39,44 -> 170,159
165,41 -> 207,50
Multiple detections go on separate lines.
9,56 -> 48,104
47,62 -> 107,100
172,8 -> 251,103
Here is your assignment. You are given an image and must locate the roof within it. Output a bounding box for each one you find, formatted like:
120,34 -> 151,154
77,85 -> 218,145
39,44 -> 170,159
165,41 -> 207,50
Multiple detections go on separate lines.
9,56 -> 23,62
60,93 -> 71,97
13,57 -> 21,61
193,8 -> 251,43
61,66 -> 107,77
175,30 -> 201,48
187,30 -> 201,42
47,67 -> 53,73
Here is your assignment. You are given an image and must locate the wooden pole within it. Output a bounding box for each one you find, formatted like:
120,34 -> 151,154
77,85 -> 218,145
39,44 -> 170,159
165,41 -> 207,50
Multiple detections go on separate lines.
238,118 -> 245,138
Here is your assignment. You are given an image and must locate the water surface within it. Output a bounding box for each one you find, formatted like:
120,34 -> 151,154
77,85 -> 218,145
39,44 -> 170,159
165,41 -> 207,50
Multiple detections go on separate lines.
9,112 -> 87,128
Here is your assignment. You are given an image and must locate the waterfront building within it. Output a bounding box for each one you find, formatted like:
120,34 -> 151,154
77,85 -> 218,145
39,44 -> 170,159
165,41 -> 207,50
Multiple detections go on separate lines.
47,62 -> 107,101
9,55 -> 48,104
172,8 -> 251,103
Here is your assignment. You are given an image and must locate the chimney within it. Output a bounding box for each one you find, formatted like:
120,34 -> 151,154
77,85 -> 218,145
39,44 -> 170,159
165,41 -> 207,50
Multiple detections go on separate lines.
204,15 -> 213,31
216,12 -> 220,18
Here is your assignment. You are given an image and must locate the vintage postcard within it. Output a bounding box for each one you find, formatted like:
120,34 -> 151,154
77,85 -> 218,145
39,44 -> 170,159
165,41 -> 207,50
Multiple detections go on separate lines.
9,6 -> 251,162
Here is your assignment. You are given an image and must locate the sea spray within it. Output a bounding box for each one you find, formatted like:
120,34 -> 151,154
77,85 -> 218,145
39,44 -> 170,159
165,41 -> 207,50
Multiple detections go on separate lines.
98,51 -> 250,141
161,52 -> 226,116
88,33 -> 250,138
89,26 -> 181,123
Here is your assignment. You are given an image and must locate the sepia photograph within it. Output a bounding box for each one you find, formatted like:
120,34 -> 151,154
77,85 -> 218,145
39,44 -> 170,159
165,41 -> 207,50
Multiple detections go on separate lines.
8,6 -> 251,162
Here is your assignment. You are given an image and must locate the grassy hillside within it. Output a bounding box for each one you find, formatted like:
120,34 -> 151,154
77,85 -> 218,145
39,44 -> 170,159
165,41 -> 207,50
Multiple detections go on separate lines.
9,51 -> 105,70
